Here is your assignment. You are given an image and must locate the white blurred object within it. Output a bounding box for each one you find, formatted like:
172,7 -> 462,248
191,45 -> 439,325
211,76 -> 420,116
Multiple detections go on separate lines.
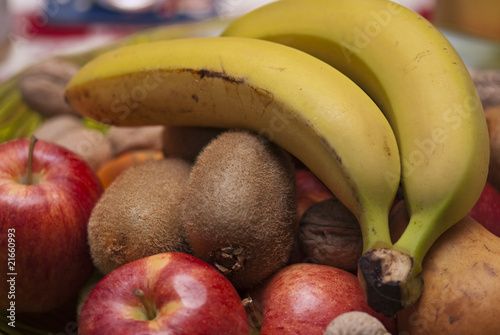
6,0 -> 44,14
215,0 -> 277,17
94,0 -> 279,18
95,0 -> 165,13
391,0 -> 435,12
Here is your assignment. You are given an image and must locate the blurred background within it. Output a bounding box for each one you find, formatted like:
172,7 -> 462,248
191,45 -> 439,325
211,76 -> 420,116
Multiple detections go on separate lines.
0,0 -> 273,80
0,0 -> 500,81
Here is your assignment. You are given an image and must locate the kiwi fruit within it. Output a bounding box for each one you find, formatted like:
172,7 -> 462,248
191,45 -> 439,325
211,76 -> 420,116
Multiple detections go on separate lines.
182,129 -> 297,290
88,158 -> 192,274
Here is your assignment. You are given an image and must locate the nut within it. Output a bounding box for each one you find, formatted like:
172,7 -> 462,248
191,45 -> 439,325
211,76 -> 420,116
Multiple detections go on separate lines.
299,197 -> 362,273
19,59 -> 80,116
324,311 -> 390,335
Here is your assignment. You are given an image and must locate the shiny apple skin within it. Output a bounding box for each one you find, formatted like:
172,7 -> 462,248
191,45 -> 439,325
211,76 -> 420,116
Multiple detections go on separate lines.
0,138 -> 103,313
79,252 -> 249,335
295,168 -> 334,224
253,263 -> 397,335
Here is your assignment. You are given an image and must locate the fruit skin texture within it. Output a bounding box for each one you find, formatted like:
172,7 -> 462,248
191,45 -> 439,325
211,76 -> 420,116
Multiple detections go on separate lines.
182,130 -> 296,290
468,181 -> 500,237
222,0 -> 489,313
392,202 -> 500,334
78,252 -> 249,335
295,168 -> 334,224
299,197 -> 362,273
0,138 -> 103,313
64,36 -> 401,264
252,263 -> 397,335
88,158 -> 192,275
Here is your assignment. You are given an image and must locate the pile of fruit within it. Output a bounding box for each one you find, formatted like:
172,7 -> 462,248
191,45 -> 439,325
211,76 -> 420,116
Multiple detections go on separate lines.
1,0 -> 500,334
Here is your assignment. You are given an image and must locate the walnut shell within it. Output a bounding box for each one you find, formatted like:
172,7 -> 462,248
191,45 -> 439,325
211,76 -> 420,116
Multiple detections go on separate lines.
469,68 -> 500,110
19,59 -> 80,116
298,197 -> 362,273
324,311 -> 390,335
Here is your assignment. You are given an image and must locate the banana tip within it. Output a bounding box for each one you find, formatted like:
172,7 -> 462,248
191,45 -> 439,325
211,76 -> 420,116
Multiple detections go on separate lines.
358,248 -> 423,317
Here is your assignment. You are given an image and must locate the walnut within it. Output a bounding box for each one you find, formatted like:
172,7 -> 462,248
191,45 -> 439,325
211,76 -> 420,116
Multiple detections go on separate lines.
324,311 -> 390,335
106,125 -> 165,157
469,69 -> 500,110
19,59 -> 80,117
298,197 -> 362,273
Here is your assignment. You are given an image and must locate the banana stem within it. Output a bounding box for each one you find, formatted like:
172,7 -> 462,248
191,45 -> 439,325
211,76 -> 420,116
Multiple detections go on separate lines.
357,248 -> 423,317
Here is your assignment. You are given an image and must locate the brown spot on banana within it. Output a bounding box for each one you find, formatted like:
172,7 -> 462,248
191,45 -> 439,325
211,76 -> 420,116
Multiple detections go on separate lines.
196,69 -> 245,84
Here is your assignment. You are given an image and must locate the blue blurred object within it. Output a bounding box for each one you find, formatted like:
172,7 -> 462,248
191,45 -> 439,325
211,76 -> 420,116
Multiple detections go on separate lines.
43,0 -> 216,25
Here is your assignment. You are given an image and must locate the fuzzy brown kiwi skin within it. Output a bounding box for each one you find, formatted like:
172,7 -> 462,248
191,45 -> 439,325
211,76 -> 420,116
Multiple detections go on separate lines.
182,129 -> 297,290
88,158 -> 192,275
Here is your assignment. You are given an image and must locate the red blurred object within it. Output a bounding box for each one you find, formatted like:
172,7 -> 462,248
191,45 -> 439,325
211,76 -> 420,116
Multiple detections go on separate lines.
22,12 -> 90,36
295,168 -> 334,224
468,181 -> 500,237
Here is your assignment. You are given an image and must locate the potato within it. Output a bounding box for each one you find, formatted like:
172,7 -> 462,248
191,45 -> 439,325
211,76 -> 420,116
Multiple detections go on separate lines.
393,201 -> 500,334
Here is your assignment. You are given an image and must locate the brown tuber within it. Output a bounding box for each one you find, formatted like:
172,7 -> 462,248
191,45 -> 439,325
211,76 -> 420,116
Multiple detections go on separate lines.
392,201 -> 500,334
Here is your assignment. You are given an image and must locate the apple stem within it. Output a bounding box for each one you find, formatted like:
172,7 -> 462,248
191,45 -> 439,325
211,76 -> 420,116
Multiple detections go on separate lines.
133,288 -> 156,321
242,295 -> 263,331
25,136 -> 38,186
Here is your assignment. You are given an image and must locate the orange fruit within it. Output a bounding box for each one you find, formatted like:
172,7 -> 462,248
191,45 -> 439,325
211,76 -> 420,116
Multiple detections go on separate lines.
97,150 -> 164,189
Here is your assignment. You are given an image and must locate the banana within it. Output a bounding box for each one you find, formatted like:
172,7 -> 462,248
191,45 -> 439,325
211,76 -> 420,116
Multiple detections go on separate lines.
65,36 -> 401,260
223,0 -> 490,315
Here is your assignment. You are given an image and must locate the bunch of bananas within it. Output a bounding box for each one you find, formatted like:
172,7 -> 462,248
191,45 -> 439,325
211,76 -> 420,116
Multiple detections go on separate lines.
221,0 -> 489,315
45,0 -> 494,317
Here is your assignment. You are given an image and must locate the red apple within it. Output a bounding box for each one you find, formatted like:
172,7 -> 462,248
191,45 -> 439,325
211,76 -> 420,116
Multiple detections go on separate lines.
295,168 -> 334,224
468,181 -> 500,237
251,263 -> 397,335
78,252 -> 249,335
0,137 -> 103,313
